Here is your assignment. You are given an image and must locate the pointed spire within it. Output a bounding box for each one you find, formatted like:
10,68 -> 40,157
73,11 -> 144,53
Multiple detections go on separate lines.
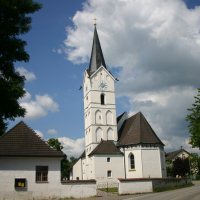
88,25 -> 106,75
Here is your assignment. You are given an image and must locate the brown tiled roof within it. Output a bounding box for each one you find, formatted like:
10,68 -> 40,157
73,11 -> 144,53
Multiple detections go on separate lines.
166,149 -> 190,161
118,112 -> 164,146
89,140 -> 123,156
0,121 -> 65,157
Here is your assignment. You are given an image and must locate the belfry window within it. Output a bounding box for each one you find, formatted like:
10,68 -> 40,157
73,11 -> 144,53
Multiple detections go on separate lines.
129,153 -> 135,170
100,93 -> 105,105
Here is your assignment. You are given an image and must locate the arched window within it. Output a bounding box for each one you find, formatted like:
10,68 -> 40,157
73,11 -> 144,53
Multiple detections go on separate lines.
100,94 -> 105,105
129,153 -> 135,170
107,128 -> 113,140
95,110 -> 102,124
96,127 -> 102,143
106,110 -> 113,124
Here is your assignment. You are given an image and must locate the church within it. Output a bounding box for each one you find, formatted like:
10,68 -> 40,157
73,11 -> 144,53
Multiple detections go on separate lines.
72,25 -> 166,183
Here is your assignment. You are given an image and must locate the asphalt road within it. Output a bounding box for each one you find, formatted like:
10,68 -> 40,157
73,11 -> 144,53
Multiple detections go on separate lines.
125,181 -> 200,200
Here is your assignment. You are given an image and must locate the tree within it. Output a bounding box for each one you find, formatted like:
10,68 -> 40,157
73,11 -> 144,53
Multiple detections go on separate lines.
47,138 -> 78,180
47,138 -> 63,151
172,157 -> 190,177
190,153 -> 200,179
0,0 -> 42,135
186,88 -> 200,149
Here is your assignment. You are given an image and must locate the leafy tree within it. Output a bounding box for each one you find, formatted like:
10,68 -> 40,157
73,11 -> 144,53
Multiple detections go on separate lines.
166,160 -> 173,177
0,0 -> 42,135
190,153 -> 200,178
47,138 -> 78,180
47,138 -> 63,151
186,88 -> 200,149
173,157 -> 190,177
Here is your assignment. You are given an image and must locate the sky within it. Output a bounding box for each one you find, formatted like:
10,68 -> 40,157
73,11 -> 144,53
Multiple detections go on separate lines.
8,0 -> 200,157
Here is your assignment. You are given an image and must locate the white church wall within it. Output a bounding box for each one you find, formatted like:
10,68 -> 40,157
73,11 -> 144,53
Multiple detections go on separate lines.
142,148 -> 163,178
160,149 -> 167,177
90,67 -> 115,92
84,156 -> 95,180
124,148 -> 143,178
93,155 -> 124,184
72,158 -> 83,180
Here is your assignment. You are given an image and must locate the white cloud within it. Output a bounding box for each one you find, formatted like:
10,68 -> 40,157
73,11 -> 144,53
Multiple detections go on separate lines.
35,130 -> 44,138
52,48 -> 63,54
58,137 -> 85,158
47,129 -> 58,135
20,93 -> 59,120
16,67 -> 36,82
65,0 -> 200,152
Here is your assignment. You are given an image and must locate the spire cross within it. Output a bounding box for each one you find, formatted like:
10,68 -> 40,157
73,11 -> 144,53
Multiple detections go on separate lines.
93,18 -> 97,26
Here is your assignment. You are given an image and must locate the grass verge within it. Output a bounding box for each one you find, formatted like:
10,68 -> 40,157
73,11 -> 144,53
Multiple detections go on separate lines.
154,183 -> 193,192
99,187 -> 118,193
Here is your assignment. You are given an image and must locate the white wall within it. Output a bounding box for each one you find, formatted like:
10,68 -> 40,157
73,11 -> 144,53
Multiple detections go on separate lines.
118,179 -> 153,194
94,155 -> 125,184
123,146 -> 166,179
72,158 -> 82,180
123,148 -> 143,178
118,178 -> 191,195
0,157 -> 96,199
83,67 -> 118,155
142,148 -> 162,178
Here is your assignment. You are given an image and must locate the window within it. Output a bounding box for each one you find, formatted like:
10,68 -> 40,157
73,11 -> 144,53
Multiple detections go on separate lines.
36,166 -> 48,182
107,170 -> 112,178
96,127 -> 102,142
107,128 -> 113,140
129,153 -> 135,170
106,110 -> 113,125
107,157 -> 110,162
95,110 -> 102,124
15,178 -> 27,189
100,94 -> 105,105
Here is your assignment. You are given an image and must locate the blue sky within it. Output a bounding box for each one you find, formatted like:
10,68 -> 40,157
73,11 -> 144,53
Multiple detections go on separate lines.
9,0 -> 200,157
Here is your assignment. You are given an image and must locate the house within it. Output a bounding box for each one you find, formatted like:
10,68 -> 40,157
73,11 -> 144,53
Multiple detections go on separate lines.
166,149 -> 190,161
0,122 -> 97,199
72,25 -> 167,184
0,121 -> 65,198
166,149 -> 190,177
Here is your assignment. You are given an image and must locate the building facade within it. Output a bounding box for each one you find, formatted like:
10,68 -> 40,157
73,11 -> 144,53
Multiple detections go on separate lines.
0,122 -> 97,199
73,25 -> 167,183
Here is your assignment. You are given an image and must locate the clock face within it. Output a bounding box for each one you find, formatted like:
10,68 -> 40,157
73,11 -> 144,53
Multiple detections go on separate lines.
99,81 -> 107,91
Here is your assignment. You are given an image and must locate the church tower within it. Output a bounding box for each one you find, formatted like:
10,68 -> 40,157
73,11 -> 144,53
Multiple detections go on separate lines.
83,25 -> 118,156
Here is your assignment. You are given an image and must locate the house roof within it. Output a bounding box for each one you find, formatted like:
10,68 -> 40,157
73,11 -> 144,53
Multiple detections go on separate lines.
87,25 -> 106,76
166,149 -> 190,161
0,121 -> 65,157
118,112 -> 164,146
89,140 -> 123,156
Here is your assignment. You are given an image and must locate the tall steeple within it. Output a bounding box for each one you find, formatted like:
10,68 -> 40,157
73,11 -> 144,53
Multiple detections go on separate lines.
88,25 -> 106,75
